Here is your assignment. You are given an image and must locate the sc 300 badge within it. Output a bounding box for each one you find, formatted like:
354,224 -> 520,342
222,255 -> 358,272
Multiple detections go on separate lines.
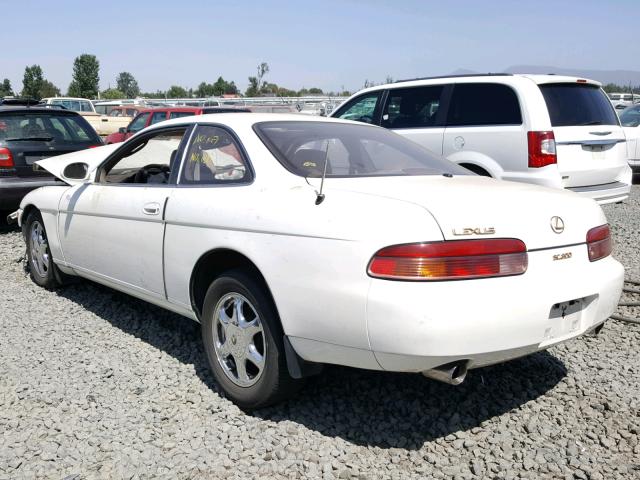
552,252 -> 572,261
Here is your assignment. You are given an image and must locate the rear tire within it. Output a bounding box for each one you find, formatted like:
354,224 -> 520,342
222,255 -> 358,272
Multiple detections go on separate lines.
24,210 -> 66,289
201,269 -> 300,409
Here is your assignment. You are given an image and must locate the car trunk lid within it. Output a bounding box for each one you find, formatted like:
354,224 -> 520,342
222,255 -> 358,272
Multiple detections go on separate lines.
325,175 -> 605,251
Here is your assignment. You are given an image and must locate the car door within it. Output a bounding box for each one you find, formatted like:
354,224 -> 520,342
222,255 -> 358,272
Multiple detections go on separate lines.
441,83 -> 526,177
58,125 -> 191,299
381,85 -> 448,155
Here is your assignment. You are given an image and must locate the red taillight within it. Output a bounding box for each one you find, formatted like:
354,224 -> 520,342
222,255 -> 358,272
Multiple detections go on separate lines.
88,145 -> 101,149
528,131 -> 557,168
586,224 -> 612,262
0,147 -> 13,167
368,239 -> 528,281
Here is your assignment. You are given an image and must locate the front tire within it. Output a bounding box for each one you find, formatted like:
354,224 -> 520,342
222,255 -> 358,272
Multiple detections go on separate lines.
24,211 -> 64,289
201,270 -> 300,409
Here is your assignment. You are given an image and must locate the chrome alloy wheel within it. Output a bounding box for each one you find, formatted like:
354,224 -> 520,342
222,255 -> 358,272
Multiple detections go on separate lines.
30,221 -> 50,277
212,293 -> 266,387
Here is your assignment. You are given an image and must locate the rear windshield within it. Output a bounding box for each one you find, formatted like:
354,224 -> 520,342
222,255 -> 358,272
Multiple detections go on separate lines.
254,121 -> 466,178
0,113 -> 100,144
540,84 -> 619,127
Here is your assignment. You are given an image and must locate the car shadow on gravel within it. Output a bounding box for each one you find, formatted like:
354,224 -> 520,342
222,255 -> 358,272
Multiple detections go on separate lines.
56,281 -> 567,450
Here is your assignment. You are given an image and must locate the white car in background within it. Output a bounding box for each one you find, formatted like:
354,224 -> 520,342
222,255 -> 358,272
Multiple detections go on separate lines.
332,74 -> 633,204
13,114 -> 624,408
619,104 -> 640,177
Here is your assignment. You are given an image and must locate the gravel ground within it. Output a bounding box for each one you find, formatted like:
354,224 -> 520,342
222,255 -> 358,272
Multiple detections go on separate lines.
1,188 -> 639,480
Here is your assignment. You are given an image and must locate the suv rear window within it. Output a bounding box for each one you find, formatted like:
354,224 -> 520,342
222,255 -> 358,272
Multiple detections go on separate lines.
447,83 -> 522,126
0,113 -> 100,144
254,121 -> 466,178
540,84 -> 619,127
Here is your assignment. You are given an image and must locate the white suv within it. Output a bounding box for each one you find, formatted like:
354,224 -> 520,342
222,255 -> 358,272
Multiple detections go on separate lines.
332,74 -> 632,204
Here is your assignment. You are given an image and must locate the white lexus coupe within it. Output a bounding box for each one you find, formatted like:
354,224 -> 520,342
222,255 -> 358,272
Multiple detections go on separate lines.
12,114 -> 624,408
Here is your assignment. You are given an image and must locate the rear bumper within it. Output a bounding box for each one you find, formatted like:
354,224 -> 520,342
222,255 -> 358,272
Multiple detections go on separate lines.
565,181 -> 630,205
629,159 -> 640,173
0,177 -> 62,210
366,247 -> 624,372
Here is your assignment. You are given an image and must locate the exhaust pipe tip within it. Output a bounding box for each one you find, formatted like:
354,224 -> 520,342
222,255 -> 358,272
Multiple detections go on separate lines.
423,361 -> 468,385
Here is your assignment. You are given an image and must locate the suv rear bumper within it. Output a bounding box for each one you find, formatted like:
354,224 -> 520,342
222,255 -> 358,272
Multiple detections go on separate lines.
629,159 -> 640,174
565,181 -> 631,205
0,177 -> 63,210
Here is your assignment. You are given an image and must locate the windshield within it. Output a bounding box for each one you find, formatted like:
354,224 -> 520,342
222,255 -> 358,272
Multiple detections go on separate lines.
620,106 -> 640,127
0,113 -> 100,144
540,84 -> 619,127
254,121 -> 467,178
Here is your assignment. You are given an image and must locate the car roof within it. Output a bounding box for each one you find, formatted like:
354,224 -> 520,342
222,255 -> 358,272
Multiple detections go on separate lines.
41,97 -> 92,101
138,106 -> 204,113
354,73 -> 602,95
0,106 -> 81,115
141,112 -> 367,132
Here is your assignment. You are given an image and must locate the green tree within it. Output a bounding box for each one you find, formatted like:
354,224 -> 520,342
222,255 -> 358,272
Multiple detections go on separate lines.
116,72 -> 140,98
0,78 -> 13,97
140,90 -> 166,99
22,65 -> 44,99
308,87 -> 324,94
196,81 -> 215,97
68,54 -> 100,98
224,80 -> 238,95
257,62 -> 269,91
166,85 -> 188,98
101,88 -> 125,99
245,76 -> 259,97
39,80 -> 61,98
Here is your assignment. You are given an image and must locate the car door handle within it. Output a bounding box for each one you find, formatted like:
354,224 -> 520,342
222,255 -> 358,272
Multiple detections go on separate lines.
143,203 -> 161,215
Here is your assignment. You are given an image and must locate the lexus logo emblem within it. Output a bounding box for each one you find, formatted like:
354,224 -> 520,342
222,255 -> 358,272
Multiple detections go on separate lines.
550,216 -> 565,234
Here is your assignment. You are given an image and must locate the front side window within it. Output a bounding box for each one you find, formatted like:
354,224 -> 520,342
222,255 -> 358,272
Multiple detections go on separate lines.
128,113 -> 150,133
180,125 -> 251,185
447,83 -> 522,127
102,129 -> 186,184
150,111 -> 168,125
333,92 -> 382,124
80,101 -> 93,112
382,86 -> 444,129
255,121 -> 466,178
540,84 -> 619,127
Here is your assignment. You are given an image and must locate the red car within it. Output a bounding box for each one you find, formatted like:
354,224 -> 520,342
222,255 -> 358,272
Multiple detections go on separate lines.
104,106 -> 250,144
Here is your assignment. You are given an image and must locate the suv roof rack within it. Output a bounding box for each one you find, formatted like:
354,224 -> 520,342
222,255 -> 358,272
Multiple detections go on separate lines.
394,73 -> 513,84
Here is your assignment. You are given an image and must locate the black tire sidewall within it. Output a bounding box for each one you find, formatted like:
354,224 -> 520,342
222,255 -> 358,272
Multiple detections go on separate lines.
201,270 -> 290,409
24,211 -> 57,289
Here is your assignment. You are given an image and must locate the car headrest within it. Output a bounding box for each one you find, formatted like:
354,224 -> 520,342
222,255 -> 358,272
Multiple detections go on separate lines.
291,148 -> 331,176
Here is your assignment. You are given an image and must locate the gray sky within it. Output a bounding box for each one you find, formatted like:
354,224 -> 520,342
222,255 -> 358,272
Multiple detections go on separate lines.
2,0 -> 639,94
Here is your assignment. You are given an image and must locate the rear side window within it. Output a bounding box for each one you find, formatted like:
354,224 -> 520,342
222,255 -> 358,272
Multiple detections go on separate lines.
540,84 -> 619,127
180,125 -> 251,185
150,111 -> 168,125
382,86 -> 444,129
169,111 -> 196,119
447,83 -> 522,126
333,92 -> 382,124
620,106 -> 640,127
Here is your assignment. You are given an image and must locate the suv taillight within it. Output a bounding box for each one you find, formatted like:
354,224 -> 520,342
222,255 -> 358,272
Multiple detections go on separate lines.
367,239 -> 528,281
528,131 -> 557,168
0,147 -> 13,167
586,224 -> 612,262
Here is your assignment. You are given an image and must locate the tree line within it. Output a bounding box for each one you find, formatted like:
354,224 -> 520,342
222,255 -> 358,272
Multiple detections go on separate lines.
0,55 -> 349,101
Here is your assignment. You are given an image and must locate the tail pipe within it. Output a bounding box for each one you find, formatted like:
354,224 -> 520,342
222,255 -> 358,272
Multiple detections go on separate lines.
422,360 -> 468,385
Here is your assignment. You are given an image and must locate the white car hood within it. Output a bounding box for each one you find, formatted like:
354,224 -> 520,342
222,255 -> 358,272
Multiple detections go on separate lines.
323,175 -> 605,250
35,143 -> 120,185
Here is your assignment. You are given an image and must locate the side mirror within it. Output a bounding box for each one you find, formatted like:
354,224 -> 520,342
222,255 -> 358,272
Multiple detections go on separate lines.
63,162 -> 89,180
118,127 -> 126,134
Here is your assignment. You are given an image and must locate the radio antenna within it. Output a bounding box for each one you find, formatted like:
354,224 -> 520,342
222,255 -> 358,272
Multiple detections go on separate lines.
315,139 -> 330,205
